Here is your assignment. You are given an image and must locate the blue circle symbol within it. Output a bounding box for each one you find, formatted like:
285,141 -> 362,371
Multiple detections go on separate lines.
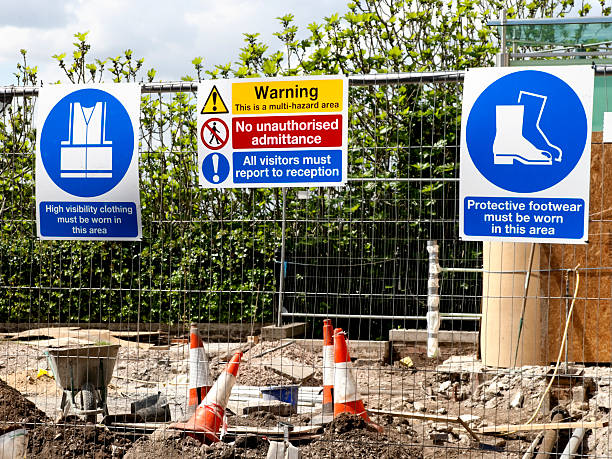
202,153 -> 230,184
466,70 -> 587,193
40,88 -> 134,198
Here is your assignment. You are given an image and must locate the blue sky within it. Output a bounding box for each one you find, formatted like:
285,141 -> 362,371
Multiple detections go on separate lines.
0,0 -> 349,85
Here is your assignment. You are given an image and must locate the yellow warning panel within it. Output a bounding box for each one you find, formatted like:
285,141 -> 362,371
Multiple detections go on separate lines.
201,85 -> 229,114
232,78 -> 343,114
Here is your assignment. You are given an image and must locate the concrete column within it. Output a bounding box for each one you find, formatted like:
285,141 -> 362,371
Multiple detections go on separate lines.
481,242 -> 544,367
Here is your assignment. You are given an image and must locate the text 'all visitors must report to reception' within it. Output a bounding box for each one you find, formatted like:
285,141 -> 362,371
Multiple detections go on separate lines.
232,114 -> 342,183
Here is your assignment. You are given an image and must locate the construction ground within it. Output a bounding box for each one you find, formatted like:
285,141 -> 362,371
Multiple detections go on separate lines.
0,325 -> 608,457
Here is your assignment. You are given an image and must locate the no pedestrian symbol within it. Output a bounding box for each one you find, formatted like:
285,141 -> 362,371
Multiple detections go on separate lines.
200,118 -> 229,150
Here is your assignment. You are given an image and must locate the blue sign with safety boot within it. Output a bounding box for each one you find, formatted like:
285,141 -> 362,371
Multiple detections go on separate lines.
460,66 -> 593,244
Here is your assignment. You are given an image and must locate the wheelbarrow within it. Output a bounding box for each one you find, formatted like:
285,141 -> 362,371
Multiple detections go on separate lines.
45,345 -> 120,423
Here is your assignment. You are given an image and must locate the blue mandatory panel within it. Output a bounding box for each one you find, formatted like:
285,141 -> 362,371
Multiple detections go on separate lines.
232,150 -> 342,184
39,88 -> 139,239
465,71 -> 587,194
39,202 -> 138,238
40,89 -> 134,197
463,196 -> 585,239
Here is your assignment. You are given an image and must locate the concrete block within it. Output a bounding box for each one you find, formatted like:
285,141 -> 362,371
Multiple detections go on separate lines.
285,338 -> 389,361
389,328 -> 478,345
572,385 -> 588,403
413,401 -> 426,412
228,398 -> 295,416
265,357 -> 315,383
459,414 -> 480,425
510,391 -> 524,408
428,431 -> 449,444
243,400 -> 295,416
262,323 -> 306,340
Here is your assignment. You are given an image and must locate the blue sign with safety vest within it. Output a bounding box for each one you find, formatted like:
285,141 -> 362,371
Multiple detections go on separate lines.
36,85 -> 142,241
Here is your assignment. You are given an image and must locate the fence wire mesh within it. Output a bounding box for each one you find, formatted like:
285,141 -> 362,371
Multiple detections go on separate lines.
0,73 -> 609,458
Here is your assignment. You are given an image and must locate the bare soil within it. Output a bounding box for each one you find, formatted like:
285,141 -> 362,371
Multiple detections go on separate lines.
300,414 -> 422,458
0,378 -> 48,424
125,431 -> 270,458
27,424 -> 133,458
230,340 -> 324,387
0,378 -> 133,458
0,337 -> 610,457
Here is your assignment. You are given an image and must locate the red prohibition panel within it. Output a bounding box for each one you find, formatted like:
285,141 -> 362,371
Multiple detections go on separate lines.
232,114 -> 342,149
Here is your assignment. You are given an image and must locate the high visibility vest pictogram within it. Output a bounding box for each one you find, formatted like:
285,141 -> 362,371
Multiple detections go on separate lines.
61,102 -> 113,178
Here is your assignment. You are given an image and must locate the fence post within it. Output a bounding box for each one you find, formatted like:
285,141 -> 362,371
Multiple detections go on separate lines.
426,240 -> 440,358
277,187 -> 288,327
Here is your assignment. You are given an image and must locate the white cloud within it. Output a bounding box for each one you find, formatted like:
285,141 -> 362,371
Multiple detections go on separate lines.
0,0 -> 348,85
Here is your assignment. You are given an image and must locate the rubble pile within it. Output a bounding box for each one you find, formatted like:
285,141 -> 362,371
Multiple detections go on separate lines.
3,325 -> 612,457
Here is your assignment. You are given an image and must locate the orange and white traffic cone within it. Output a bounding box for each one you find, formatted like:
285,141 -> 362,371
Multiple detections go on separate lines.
187,323 -> 212,415
322,319 -> 334,415
333,328 -> 382,432
170,351 -> 243,443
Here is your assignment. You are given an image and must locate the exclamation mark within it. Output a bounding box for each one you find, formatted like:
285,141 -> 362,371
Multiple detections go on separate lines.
212,154 -> 220,183
212,92 -> 217,111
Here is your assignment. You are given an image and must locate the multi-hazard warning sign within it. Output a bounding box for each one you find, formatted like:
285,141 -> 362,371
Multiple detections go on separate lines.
201,85 -> 228,114
196,75 -> 348,189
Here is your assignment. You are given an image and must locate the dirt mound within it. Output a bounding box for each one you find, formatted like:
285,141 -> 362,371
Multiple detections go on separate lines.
300,414 -> 423,459
231,410 -> 279,428
0,376 -> 133,458
327,412 -> 373,434
125,432 -> 204,458
209,434 -> 268,458
0,377 -> 48,424
126,432 -> 268,459
27,424 -> 133,458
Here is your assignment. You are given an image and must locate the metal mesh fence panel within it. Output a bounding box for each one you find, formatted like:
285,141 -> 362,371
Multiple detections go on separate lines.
0,72 -> 609,457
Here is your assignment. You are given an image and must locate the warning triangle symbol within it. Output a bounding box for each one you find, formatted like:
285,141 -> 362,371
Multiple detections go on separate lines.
201,85 -> 229,114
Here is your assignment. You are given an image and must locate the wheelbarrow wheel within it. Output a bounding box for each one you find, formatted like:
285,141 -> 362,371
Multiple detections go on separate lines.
79,382 -> 97,423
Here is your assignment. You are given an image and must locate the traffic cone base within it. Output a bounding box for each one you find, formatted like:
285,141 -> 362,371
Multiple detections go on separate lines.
322,386 -> 334,415
334,398 -> 367,419
170,402 -> 224,442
